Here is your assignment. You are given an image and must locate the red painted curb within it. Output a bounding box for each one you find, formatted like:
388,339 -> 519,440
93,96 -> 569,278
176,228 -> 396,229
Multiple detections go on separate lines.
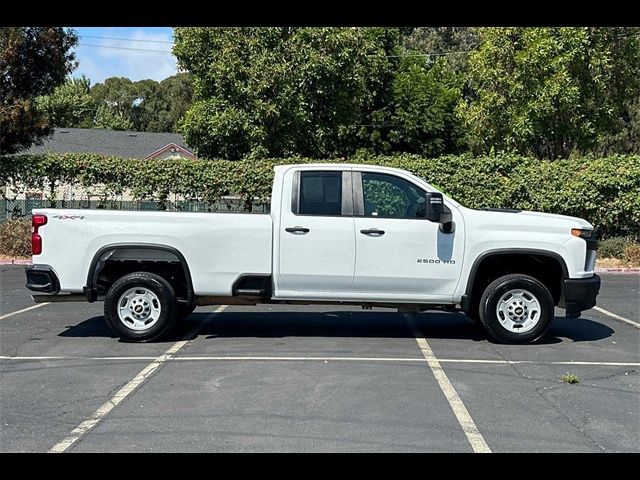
0,259 -> 31,265
595,267 -> 640,274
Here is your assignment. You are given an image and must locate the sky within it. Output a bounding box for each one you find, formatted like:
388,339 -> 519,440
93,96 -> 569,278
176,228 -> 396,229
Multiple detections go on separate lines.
70,27 -> 178,85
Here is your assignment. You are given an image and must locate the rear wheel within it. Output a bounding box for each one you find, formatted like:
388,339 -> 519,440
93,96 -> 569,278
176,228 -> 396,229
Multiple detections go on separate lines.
104,272 -> 178,342
479,274 -> 554,344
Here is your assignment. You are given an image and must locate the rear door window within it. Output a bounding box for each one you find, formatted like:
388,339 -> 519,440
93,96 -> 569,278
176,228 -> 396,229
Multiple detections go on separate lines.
298,172 -> 343,216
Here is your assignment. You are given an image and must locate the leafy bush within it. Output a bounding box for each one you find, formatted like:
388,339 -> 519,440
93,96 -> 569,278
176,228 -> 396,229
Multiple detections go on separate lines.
598,236 -> 635,258
1,153 -> 639,237
560,373 -> 580,384
0,218 -> 31,257
624,243 -> 640,265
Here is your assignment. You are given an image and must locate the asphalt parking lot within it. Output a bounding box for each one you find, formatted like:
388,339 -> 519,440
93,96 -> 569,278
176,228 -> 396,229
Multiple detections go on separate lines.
1,265 -> 638,452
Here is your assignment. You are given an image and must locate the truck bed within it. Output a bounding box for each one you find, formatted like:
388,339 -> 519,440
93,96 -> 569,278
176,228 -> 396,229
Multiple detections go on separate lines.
32,208 -> 273,296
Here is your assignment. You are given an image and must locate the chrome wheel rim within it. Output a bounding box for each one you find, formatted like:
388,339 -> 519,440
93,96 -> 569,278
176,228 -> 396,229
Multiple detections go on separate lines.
117,287 -> 161,331
496,288 -> 541,333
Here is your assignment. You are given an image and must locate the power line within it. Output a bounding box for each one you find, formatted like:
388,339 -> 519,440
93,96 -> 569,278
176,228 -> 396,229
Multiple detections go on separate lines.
368,51 -> 473,58
79,34 -> 174,44
614,32 -> 640,38
77,42 -> 473,58
352,124 -> 406,127
77,35 -> 474,58
76,35 -> 474,58
74,32 -> 637,58
78,43 -> 174,55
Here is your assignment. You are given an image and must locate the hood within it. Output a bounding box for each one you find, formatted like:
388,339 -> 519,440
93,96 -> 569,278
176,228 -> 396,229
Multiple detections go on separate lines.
464,206 -> 594,232
509,210 -> 592,227
479,208 -> 592,227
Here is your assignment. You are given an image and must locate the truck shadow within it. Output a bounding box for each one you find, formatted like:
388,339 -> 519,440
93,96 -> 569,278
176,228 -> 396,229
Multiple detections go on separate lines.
59,310 -> 614,344
59,316 -> 119,339
198,311 -> 614,344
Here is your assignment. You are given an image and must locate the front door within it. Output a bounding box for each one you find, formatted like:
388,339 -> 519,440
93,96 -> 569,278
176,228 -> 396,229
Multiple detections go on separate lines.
352,171 -> 464,299
277,169 -> 356,296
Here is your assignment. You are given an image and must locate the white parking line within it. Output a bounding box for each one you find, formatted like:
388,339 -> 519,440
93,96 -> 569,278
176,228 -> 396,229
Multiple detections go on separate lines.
48,305 -> 227,454
440,359 -> 640,367
593,306 -> 640,329
178,356 -> 425,362
404,314 -> 491,454
1,355 -> 638,367
0,355 -> 157,361
0,303 -> 49,320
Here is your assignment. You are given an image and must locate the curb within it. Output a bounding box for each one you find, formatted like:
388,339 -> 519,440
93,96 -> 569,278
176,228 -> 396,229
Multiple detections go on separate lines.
0,259 -> 31,265
595,267 -> 640,274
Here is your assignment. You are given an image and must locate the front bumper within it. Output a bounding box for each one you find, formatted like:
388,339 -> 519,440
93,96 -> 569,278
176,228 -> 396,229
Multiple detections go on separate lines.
561,274 -> 601,316
25,265 -> 60,294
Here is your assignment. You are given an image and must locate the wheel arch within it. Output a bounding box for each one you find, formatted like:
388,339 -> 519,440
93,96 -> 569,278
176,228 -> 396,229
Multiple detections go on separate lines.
461,248 -> 569,312
84,243 -> 194,304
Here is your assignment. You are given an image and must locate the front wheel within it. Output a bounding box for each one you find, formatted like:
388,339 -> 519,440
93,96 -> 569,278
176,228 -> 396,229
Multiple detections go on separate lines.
479,274 -> 554,344
104,272 -> 178,342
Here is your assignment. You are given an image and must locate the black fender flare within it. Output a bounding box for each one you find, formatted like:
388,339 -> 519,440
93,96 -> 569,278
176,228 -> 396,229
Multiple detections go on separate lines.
83,243 -> 194,304
460,248 -> 569,313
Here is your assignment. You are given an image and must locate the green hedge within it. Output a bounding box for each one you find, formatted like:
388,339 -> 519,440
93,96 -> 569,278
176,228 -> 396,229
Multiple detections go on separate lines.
597,236 -> 637,258
1,153 -> 639,236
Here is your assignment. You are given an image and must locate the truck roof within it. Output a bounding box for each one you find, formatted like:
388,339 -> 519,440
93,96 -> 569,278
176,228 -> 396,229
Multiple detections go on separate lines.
273,163 -> 412,174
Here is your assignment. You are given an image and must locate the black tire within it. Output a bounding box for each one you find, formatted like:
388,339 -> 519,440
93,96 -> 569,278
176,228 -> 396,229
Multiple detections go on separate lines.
177,302 -> 196,319
479,274 -> 554,344
104,271 -> 178,342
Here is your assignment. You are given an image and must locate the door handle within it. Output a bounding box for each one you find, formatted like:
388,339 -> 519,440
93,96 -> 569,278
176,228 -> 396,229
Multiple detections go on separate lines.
360,228 -> 385,236
285,226 -> 310,233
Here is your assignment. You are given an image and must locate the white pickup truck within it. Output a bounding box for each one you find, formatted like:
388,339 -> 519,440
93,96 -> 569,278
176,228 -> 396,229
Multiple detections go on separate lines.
26,163 -> 600,344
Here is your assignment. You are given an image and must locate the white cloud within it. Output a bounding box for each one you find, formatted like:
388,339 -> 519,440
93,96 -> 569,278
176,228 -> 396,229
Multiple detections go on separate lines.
73,28 -> 178,84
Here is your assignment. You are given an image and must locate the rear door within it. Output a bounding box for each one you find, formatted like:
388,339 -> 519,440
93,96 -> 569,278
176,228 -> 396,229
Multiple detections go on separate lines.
276,168 -> 356,296
352,171 -> 464,299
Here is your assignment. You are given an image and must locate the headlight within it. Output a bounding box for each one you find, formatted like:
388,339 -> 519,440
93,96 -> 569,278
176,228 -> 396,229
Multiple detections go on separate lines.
571,228 -> 593,239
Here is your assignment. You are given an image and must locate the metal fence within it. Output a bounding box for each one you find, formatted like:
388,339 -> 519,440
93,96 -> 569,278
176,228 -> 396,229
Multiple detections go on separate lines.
0,198 -> 270,223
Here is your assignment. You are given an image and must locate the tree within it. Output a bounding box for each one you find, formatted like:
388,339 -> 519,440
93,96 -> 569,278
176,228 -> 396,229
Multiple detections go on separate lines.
130,78 -> 165,131
388,57 -> 467,156
0,27 -> 78,154
400,27 -> 478,73
89,74 -> 193,133
462,27 -> 640,159
90,77 -> 154,132
94,103 -> 133,131
159,73 -> 193,132
131,74 -> 193,132
90,77 -> 137,121
173,27 -> 400,159
597,96 -> 640,155
35,76 -> 96,128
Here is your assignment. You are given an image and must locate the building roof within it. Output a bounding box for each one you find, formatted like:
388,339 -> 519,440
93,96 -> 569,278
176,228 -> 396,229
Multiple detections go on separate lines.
144,142 -> 197,160
23,128 -> 195,159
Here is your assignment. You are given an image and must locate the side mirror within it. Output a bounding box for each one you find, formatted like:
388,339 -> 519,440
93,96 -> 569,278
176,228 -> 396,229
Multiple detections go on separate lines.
425,191 -> 454,233
425,192 -> 445,222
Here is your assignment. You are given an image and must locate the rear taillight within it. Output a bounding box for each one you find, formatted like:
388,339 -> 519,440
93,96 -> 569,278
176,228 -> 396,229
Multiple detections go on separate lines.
32,215 -> 47,255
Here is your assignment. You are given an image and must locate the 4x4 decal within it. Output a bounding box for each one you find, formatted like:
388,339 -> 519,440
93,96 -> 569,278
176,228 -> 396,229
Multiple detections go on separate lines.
52,215 -> 85,220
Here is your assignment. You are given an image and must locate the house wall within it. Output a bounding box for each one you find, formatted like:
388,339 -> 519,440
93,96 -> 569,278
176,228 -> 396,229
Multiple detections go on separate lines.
152,151 -> 193,160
